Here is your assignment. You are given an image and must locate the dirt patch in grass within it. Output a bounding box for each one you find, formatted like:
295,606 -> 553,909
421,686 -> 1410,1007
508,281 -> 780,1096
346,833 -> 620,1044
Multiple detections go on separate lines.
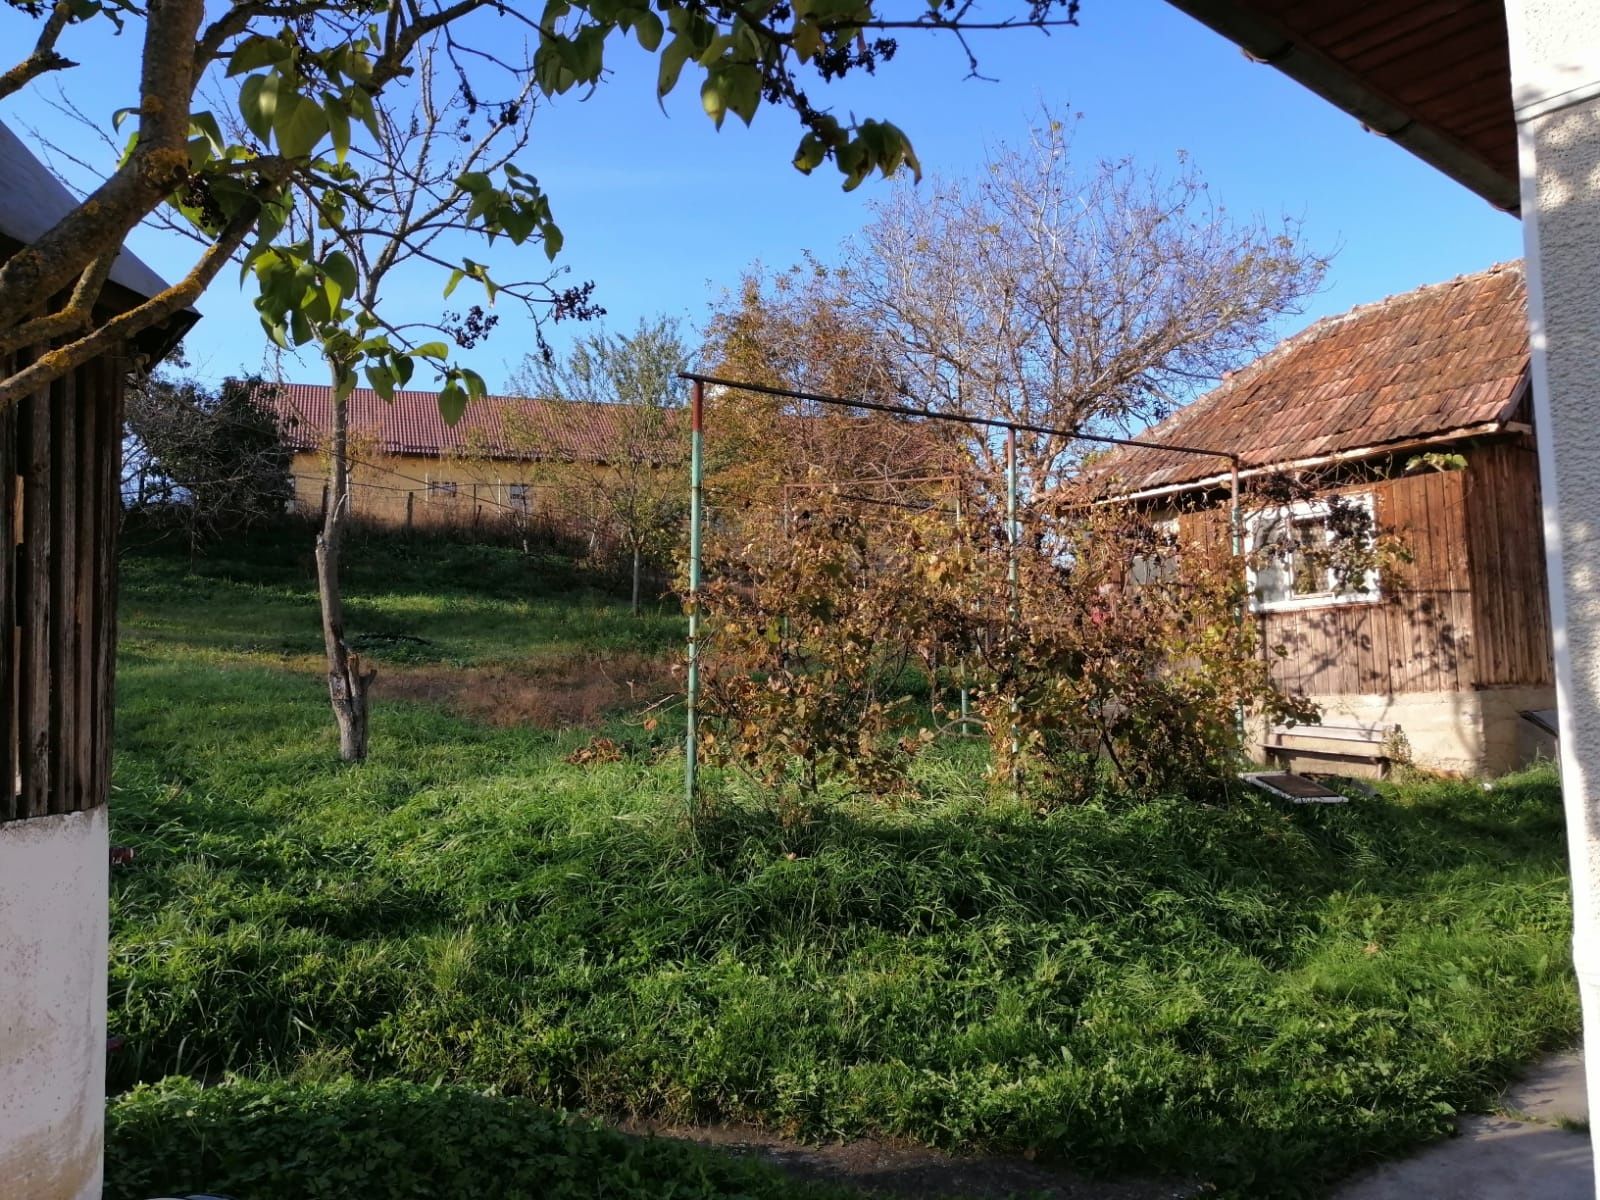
623,1120 -> 1198,1200
377,651 -> 677,729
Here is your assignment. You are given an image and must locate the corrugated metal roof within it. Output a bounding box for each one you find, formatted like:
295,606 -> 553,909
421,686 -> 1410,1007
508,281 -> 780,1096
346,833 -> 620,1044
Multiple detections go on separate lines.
259,382 -> 683,464
1097,261 -> 1529,495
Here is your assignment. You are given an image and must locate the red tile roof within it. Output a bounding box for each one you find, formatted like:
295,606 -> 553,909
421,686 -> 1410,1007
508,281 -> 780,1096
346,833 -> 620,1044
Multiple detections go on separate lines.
258,383 -> 682,464
1096,262 -> 1530,495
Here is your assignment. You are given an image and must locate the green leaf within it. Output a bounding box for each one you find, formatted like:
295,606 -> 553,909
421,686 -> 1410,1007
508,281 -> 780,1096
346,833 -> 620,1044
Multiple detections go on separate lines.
543,221 -> 564,262
238,74 -> 276,143
322,251 -> 358,302
228,35 -> 290,77
634,9 -> 663,51
657,36 -> 690,99
111,106 -> 137,132
443,268 -> 466,299
413,341 -> 450,360
274,92 -> 328,158
700,77 -> 726,130
723,64 -> 760,126
793,132 -> 827,174
437,380 -> 467,425
348,87 -> 382,143
189,111 -> 226,155
365,363 -> 396,401
325,98 -> 351,165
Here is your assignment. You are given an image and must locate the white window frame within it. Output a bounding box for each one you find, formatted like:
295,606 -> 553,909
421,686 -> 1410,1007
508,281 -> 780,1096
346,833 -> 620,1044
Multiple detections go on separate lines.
428,479 -> 459,501
508,482 -> 532,510
1244,494 -> 1379,614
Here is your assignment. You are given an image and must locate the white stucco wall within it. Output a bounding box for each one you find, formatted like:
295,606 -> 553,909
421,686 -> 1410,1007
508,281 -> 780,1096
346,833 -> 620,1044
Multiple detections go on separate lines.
1507,1 -> 1600,1191
0,807 -> 109,1200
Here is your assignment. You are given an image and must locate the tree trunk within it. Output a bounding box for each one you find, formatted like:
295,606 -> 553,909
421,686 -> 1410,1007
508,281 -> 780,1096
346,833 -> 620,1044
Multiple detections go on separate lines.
631,544 -> 641,616
316,379 -> 373,762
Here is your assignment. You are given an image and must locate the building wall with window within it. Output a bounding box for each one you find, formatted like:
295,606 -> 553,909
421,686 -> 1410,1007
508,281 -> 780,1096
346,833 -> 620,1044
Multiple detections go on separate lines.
1164,435 -> 1554,774
284,448 -> 625,533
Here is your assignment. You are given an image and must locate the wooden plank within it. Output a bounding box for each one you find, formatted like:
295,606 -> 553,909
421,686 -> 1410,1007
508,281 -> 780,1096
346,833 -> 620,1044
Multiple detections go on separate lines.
74,364 -> 97,811
0,363 -> 14,822
1370,594 -> 1395,695
49,367 -> 77,814
95,358 -> 124,802
1480,446 -> 1509,684
1495,445 -> 1527,683
17,383 -> 51,819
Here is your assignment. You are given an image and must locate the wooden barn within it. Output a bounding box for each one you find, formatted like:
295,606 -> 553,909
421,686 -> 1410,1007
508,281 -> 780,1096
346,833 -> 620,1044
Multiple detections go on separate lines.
1098,262 -> 1553,777
0,120 -> 194,1199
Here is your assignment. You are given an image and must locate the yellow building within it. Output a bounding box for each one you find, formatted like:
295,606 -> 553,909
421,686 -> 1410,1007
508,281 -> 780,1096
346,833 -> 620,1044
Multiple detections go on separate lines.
259,383 -> 682,536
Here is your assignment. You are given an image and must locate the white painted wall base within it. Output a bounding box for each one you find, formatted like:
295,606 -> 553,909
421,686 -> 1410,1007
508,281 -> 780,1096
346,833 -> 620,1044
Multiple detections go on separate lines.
0,807 -> 109,1200
1253,687 -> 1558,777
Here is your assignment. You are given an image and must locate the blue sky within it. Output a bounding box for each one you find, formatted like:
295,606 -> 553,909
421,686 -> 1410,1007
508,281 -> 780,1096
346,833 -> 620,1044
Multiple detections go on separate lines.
2,0 -> 1522,392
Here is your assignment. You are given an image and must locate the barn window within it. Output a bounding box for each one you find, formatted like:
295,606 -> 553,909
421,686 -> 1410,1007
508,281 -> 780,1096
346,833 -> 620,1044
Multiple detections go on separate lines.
1246,495 -> 1378,612
428,479 -> 459,500
509,483 -> 531,510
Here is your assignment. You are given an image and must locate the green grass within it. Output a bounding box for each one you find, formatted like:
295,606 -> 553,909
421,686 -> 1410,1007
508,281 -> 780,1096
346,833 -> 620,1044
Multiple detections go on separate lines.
108,524 -> 1579,1198
107,1077 -> 858,1200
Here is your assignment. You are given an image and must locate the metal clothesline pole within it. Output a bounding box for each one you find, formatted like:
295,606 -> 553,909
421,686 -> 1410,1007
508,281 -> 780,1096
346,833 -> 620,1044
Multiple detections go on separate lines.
1006,429 -> 1021,799
954,486 -> 971,731
684,379 -> 705,810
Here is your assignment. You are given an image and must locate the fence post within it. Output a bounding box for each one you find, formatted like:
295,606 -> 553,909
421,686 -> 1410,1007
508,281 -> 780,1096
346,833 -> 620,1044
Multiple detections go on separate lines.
685,379 -> 705,812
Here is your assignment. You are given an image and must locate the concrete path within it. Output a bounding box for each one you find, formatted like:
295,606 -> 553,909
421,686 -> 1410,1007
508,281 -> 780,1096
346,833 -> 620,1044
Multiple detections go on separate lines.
1334,1050 -> 1593,1200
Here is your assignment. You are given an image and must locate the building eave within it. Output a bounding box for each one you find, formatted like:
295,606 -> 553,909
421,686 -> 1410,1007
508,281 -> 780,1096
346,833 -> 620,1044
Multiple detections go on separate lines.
1165,0 -> 1522,214
1098,421 -> 1526,505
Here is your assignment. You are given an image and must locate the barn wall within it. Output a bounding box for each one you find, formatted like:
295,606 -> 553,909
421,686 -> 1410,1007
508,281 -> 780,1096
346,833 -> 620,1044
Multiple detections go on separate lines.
1463,436 -> 1555,688
4,353 -> 123,819
1175,466 -> 1477,697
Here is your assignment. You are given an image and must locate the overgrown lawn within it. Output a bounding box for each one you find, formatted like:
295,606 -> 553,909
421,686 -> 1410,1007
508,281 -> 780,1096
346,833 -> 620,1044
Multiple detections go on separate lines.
108,526 -> 1578,1198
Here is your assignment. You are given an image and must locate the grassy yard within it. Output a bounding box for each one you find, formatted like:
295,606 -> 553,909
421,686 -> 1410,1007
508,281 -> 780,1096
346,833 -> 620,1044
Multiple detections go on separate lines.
107,522 -> 1579,1199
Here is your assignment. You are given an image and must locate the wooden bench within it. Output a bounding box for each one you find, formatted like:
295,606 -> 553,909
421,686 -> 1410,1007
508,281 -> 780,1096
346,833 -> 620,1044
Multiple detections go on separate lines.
1265,721 -> 1400,776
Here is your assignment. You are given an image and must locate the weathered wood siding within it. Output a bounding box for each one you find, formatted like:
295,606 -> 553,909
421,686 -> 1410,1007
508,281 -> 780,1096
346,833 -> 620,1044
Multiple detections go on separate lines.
1174,462 -> 1482,697
1462,437 -> 1553,688
1265,468 -> 1476,697
3,352 -> 124,821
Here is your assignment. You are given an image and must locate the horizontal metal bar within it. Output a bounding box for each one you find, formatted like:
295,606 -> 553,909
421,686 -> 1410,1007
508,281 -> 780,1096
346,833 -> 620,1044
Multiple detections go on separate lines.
678,372 -> 1240,464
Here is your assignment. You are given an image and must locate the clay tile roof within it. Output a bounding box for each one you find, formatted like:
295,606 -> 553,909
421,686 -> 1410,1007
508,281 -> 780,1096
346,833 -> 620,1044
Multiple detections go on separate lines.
1096,261 -> 1529,496
257,382 -> 683,464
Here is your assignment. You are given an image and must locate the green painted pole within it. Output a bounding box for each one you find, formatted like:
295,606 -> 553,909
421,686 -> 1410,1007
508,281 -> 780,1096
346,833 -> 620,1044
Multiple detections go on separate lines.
685,380 -> 705,809
1230,455 -> 1247,753
955,488 -> 970,731
1006,430 -> 1020,795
